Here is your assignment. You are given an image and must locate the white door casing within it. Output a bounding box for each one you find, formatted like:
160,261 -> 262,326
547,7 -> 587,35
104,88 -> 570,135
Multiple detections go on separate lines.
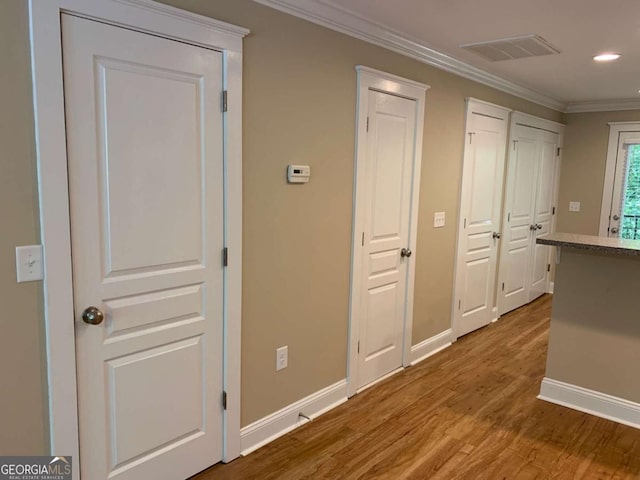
64,14 -> 223,479
453,99 -> 510,338
348,66 -> 428,396
29,1 -> 247,476
600,123 -> 640,236
498,113 -> 563,315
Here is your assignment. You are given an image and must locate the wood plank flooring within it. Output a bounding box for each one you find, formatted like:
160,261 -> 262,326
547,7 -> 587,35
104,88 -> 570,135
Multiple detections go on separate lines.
196,295 -> 640,479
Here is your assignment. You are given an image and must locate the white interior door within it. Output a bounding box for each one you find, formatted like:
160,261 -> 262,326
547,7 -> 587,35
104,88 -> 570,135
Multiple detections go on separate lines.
357,90 -> 417,389
498,126 -> 538,315
454,101 -> 509,338
63,14 -> 224,479
607,132 -> 640,238
529,131 -> 558,300
498,123 -> 560,314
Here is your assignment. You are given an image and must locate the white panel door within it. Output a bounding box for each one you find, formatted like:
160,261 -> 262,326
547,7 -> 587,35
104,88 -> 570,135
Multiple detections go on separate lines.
498,127 -> 538,315
529,132 -> 558,300
358,90 -> 416,389
455,105 -> 508,338
498,122 -> 560,313
63,15 -> 224,479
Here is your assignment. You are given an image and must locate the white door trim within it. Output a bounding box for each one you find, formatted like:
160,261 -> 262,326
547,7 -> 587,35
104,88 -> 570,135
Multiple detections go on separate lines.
347,66 -> 428,397
599,122 -> 640,236
28,0 -> 247,474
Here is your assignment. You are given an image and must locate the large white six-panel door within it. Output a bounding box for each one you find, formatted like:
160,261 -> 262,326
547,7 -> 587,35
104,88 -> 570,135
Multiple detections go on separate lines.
63,14 -> 224,479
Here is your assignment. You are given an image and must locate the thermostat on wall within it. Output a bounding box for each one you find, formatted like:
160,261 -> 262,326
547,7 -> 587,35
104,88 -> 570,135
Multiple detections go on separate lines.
287,164 -> 311,184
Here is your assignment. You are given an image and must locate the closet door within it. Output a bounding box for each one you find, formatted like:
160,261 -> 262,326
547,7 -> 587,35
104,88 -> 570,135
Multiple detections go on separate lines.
498,115 -> 562,315
454,99 -> 510,338
529,131 -> 559,301
498,126 -> 539,315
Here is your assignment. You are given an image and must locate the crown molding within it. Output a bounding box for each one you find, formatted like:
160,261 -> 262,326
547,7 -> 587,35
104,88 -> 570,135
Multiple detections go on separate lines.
253,0 -> 566,112
565,99 -> 640,114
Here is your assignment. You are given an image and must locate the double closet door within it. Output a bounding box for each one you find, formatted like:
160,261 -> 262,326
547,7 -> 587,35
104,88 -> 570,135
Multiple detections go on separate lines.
498,119 -> 561,315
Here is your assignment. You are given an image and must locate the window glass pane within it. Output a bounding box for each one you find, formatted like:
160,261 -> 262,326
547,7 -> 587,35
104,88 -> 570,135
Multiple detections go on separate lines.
622,144 -> 640,239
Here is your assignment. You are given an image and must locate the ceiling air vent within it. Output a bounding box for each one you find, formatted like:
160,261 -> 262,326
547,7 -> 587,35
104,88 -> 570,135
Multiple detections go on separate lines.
460,34 -> 561,62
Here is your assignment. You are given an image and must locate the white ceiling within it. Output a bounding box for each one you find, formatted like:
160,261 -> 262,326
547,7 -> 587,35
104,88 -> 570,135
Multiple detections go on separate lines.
259,0 -> 640,111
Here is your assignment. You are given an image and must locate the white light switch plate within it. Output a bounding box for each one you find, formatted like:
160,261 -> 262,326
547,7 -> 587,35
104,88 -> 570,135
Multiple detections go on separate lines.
434,212 -> 445,228
569,201 -> 581,212
16,245 -> 44,283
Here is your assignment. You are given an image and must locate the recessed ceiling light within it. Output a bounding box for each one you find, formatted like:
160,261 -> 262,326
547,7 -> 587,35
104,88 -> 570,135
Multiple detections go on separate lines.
593,53 -> 621,62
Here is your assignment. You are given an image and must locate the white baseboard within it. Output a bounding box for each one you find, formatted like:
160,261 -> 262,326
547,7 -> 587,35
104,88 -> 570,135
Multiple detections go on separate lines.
547,282 -> 555,294
240,379 -> 348,456
538,377 -> 640,430
410,328 -> 453,366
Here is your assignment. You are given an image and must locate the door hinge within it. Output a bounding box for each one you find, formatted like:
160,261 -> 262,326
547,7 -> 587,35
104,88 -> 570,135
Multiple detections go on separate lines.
458,299 -> 461,309
357,341 -> 360,354
468,132 -> 475,144
366,116 -> 369,132
556,147 -> 561,157
513,140 -> 518,150
223,247 -> 228,267
361,232 -> 365,246
502,282 -> 505,292
507,212 -> 511,222
463,218 -> 467,228
547,264 -> 551,272
222,90 -> 228,112
222,390 -> 227,410
552,206 -> 556,215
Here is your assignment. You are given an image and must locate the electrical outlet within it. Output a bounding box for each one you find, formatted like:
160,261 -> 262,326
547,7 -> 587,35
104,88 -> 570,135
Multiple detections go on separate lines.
276,346 -> 288,371
434,211 -> 445,228
569,201 -> 581,212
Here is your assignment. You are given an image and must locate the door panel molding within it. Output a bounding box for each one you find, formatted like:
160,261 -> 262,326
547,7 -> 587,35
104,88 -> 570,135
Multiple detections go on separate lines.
28,1 -> 247,475
348,66 -> 428,397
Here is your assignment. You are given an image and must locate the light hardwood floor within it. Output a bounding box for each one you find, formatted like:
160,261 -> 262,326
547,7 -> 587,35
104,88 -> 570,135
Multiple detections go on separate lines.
197,295 -> 640,479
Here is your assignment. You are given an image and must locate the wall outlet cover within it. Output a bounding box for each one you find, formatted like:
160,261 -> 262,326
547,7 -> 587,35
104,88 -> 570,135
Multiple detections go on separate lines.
434,211 -> 445,228
276,345 -> 288,371
569,201 -> 581,212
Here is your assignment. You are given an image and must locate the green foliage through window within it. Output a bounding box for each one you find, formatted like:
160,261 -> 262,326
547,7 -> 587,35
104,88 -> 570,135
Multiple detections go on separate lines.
622,144 -> 640,239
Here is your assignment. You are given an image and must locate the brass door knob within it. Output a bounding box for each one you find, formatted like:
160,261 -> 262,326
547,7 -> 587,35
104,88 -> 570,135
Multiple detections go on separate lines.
82,306 -> 104,325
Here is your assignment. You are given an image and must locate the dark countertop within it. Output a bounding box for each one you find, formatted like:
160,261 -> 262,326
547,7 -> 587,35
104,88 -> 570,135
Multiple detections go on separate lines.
537,232 -> 640,256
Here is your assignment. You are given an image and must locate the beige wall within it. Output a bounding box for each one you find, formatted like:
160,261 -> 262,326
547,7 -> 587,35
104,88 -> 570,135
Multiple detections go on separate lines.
0,0 -> 48,455
557,110 -> 640,235
158,0 -> 561,425
1,0 -> 565,447
546,248 -> 640,403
